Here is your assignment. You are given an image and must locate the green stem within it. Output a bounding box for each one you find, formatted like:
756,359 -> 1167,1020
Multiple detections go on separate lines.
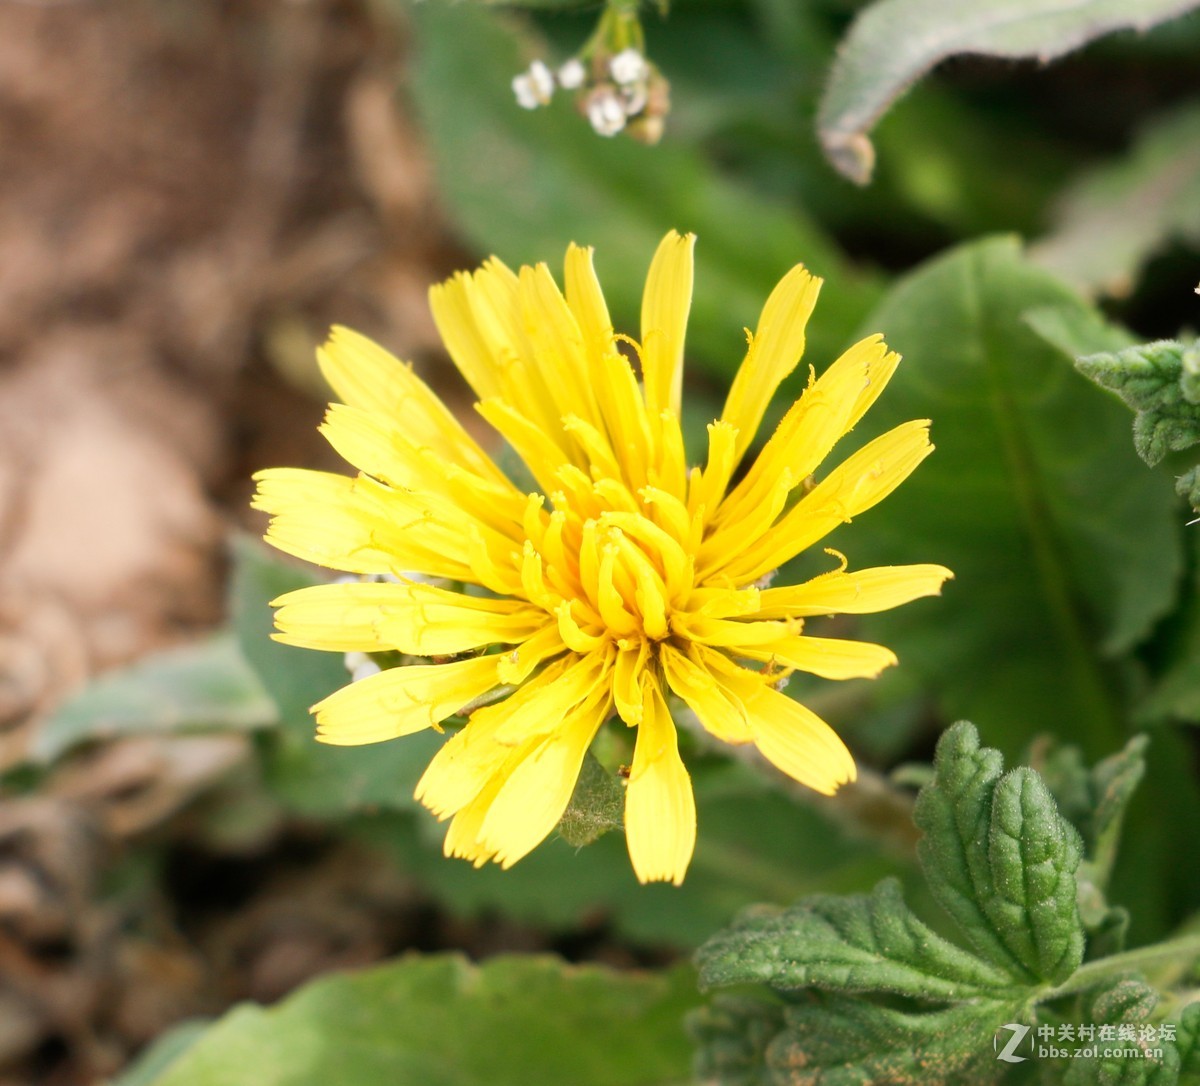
1037,932 -> 1200,1003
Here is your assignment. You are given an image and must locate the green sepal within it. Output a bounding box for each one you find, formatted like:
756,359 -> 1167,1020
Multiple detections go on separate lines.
557,751 -> 624,848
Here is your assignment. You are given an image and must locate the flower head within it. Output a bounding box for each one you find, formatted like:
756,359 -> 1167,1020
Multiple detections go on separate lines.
512,60 -> 555,110
252,233 -> 951,885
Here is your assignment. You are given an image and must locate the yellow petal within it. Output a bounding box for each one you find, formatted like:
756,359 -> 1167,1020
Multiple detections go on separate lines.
476,398 -> 570,497
715,335 -> 900,529
564,244 -> 614,361
319,403 -> 525,538
251,468 -> 470,580
271,581 -> 549,656
715,419 -> 934,584
476,684 -> 613,868
741,684 -> 856,794
720,265 -> 822,461
415,651 -> 608,817
625,675 -> 696,885
428,273 -> 506,402
738,635 -> 898,680
660,643 -> 753,743
520,263 -> 601,432
496,624 -> 568,685
317,326 -> 507,485
640,231 -> 696,417
312,655 -> 502,746
752,564 -> 954,618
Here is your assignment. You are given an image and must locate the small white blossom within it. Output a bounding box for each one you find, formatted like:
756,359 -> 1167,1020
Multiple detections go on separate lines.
344,652 -> 382,682
620,84 -> 648,117
609,47 -> 647,86
557,58 -> 586,90
587,89 -> 627,137
512,60 -> 555,109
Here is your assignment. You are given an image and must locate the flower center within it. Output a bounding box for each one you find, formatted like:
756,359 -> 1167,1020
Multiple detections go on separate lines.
519,484 -> 696,651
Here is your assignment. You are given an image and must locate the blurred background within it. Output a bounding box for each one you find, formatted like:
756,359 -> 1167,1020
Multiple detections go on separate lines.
2,1 -> 1199,1083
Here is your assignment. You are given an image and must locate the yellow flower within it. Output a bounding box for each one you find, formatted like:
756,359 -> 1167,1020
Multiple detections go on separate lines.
251,232 -> 951,885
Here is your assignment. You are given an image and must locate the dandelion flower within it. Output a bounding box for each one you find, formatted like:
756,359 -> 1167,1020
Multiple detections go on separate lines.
251,233 -> 951,885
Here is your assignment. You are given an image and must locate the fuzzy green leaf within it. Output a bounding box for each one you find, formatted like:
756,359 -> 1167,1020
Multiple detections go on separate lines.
914,723 -> 1084,983
1177,466 -> 1200,511
1063,979 -> 1182,1085
689,994 -> 1020,1085
817,0 -> 1200,184
695,878 -> 1014,1001
31,635 -> 276,765
1077,341 -> 1200,465
687,996 -> 782,1086
1178,1002 -> 1200,1078
764,996 -> 1017,1086
143,954 -> 699,1086
1037,734 -> 1149,938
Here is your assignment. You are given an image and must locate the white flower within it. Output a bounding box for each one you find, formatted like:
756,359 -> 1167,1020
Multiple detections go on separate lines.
512,60 -> 554,109
557,58 -> 586,90
343,652 -> 382,682
587,89 -> 627,137
620,84 -> 648,117
609,48 -> 647,86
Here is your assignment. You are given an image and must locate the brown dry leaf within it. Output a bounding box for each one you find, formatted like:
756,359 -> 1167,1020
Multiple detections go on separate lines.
0,333 -> 221,764
49,735 -> 250,839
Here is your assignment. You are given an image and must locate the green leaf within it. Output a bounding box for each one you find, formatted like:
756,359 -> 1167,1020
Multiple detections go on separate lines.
113,1021 -> 211,1086
229,535 -> 441,817
914,723 -> 1084,984
692,724 -> 1086,1081
695,877 -> 1014,1000
405,1 -> 880,378
32,635 -> 276,765
1032,102 -> 1200,298
1083,735 -> 1149,892
1035,734 -> 1148,939
688,993 -> 1018,1086
687,995 -> 783,1086
817,0 -> 1200,184
846,237 -> 1184,756
1024,304 -> 1138,360
760,996 -> 1016,1086
1139,533 -> 1200,725
1076,341 -> 1200,466
1177,1002 -> 1200,1078
1177,466 -> 1200,511
144,954 -> 699,1086
1063,978 -> 1182,1085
